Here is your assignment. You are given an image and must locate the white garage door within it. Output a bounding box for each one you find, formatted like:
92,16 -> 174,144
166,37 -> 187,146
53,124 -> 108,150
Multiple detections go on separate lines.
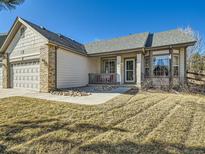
0,64 -> 2,88
10,61 -> 40,91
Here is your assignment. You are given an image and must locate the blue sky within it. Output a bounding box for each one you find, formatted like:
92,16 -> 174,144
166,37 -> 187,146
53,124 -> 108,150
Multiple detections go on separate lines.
0,0 -> 205,44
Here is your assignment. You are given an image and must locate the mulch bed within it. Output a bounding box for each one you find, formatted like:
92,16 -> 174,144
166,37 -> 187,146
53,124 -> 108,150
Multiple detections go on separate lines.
50,85 -> 118,97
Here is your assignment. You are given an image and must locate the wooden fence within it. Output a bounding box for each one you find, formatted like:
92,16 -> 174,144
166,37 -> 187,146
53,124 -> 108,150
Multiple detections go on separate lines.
187,71 -> 205,85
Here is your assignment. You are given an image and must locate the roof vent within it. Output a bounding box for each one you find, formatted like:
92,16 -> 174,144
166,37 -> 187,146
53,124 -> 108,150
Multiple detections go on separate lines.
40,26 -> 46,30
57,33 -> 63,38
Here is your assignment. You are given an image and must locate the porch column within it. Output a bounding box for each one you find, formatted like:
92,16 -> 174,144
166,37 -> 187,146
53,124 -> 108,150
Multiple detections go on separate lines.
136,53 -> 142,87
179,47 -> 186,84
116,55 -> 122,84
169,48 -> 173,87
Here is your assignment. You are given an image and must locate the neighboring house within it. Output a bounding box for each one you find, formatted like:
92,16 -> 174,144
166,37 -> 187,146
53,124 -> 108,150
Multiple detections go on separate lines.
0,17 -> 196,92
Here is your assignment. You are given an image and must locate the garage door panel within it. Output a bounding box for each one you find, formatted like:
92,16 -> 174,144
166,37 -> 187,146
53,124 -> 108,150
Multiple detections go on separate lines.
11,61 -> 40,91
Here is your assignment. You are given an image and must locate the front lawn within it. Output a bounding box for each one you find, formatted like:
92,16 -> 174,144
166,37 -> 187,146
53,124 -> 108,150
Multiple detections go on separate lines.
0,90 -> 205,154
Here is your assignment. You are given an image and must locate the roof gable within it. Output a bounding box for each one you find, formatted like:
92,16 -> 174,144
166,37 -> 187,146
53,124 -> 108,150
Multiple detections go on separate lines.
85,32 -> 149,54
1,17 -> 86,55
149,29 -> 196,48
0,17 -> 48,53
21,18 -> 86,55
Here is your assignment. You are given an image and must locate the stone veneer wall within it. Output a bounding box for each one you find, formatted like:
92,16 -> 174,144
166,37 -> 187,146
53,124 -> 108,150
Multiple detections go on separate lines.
2,53 -> 10,88
40,45 -> 56,92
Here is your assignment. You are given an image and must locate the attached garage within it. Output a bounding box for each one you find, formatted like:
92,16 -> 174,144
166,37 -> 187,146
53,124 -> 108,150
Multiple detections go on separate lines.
10,61 -> 40,91
0,64 -> 2,88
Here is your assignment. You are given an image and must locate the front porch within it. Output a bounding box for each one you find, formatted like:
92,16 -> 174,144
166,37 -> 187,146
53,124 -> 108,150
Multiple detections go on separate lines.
88,52 -> 143,87
87,47 -> 187,87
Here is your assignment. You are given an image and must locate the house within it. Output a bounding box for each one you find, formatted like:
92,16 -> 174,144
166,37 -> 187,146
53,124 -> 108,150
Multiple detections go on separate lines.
0,17 -> 196,92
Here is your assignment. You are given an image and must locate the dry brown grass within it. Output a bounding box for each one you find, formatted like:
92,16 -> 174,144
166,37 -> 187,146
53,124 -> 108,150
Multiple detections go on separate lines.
0,90 -> 205,154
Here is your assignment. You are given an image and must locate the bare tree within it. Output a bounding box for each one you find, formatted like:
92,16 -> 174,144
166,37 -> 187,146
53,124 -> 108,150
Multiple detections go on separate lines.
0,0 -> 25,11
180,27 -> 205,72
180,26 -> 205,58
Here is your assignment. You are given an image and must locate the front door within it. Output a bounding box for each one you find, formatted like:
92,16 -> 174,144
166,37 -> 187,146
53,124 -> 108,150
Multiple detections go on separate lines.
125,59 -> 135,83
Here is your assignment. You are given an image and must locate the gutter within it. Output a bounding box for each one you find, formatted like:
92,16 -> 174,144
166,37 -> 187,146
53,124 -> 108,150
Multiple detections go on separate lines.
145,41 -> 196,51
87,47 -> 144,57
87,41 -> 196,57
47,41 -> 88,57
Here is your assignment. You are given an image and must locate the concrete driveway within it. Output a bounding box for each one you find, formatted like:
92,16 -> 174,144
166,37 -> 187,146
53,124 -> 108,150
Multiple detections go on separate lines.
0,87 -> 130,105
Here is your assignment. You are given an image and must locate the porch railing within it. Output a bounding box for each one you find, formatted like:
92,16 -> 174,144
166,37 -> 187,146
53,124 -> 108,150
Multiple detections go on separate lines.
89,73 -> 117,84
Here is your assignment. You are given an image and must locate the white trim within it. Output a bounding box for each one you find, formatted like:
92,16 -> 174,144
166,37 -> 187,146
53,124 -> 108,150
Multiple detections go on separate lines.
10,53 -> 40,60
125,58 -> 135,83
0,19 -> 19,52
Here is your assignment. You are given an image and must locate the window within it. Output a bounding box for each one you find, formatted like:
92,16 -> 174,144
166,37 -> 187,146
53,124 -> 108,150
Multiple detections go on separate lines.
173,55 -> 179,76
102,58 -> 116,73
153,55 -> 170,77
145,57 -> 150,77
20,27 -> 25,38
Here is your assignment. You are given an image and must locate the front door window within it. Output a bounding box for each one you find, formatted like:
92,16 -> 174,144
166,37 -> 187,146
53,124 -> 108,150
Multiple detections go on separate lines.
125,59 -> 135,82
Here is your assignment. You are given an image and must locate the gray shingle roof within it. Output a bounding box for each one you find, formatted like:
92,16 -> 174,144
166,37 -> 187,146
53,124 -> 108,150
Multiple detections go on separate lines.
149,29 -> 196,48
85,32 -> 149,54
84,29 -> 196,54
7,18 -> 197,55
21,18 -> 86,54
0,33 -> 7,48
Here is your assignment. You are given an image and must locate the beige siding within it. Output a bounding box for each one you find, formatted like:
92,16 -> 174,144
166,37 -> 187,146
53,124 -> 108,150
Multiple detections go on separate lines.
57,48 -> 91,88
7,25 -> 47,60
152,78 -> 169,86
88,57 -> 101,73
152,50 -> 169,55
173,49 -> 180,54
151,78 -> 179,86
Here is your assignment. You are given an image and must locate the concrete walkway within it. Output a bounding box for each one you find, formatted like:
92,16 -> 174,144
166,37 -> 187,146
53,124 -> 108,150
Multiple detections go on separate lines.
0,87 -> 130,105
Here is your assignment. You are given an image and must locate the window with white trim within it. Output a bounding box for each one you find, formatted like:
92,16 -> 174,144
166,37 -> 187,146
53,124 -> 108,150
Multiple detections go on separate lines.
153,55 -> 170,77
173,55 -> 179,76
102,58 -> 116,73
